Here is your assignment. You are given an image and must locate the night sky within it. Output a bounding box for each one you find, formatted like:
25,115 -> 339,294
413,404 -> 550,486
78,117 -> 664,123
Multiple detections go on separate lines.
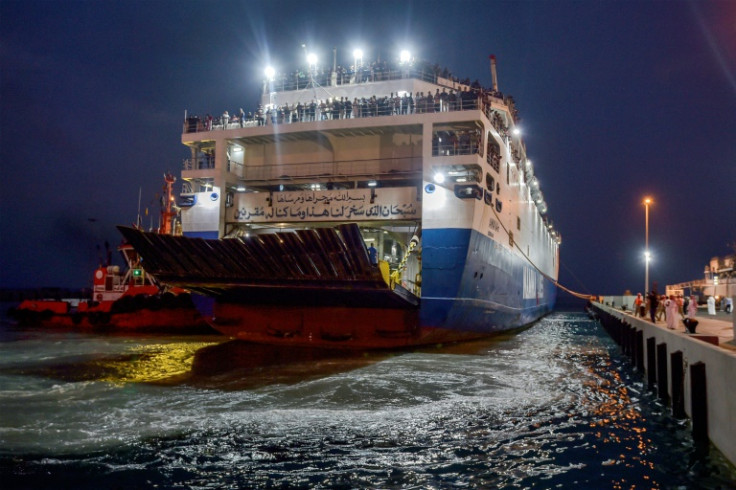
1,1 -> 734,297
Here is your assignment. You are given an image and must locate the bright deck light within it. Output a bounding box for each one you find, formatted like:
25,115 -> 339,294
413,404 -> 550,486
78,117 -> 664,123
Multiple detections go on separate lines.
264,66 -> 275,80
512,127 -> 521,135
433,172 -> 445,184
400,50 -> 411,63
353,49 -> 363,60
307,53 -> 318,66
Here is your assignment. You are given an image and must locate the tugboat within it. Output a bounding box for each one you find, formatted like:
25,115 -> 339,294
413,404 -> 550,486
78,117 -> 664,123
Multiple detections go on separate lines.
11,174 -> 209,332
119,50 -> 561,348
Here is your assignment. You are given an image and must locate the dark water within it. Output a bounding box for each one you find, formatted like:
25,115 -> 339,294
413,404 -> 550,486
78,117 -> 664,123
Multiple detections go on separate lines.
1,311 -> 734,489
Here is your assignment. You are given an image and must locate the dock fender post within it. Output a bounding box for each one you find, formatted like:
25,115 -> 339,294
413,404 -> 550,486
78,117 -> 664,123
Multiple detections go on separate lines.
670,351 -> 686,419
646,337 -> 657,391
625,324 -> 634,358
635,330 -> 644,371
690,361 -> 708,442
657,343 -> 669,404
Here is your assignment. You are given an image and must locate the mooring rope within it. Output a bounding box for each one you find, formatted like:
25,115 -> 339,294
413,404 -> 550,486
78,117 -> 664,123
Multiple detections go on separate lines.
489,204 -> 592,300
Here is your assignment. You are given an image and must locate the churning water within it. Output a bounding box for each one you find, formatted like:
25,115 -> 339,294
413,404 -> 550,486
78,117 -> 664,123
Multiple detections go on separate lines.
1,311 -> 734,489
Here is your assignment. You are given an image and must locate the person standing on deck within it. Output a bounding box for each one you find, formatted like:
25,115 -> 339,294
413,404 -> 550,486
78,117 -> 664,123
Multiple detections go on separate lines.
368,244 -> 378,265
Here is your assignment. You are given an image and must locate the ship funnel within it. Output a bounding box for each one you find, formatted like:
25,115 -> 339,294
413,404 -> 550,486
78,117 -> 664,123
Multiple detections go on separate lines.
489,54 -> 498,91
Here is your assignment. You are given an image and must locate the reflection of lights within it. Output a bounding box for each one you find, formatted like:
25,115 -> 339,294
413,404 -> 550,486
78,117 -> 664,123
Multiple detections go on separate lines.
95,342 -> 220,384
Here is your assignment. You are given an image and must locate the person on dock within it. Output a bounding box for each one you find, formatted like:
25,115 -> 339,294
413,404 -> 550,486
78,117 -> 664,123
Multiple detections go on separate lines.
656,294 -> 666,321
665,294 -> 678,330
707,296 -> 716,315
647,290 -> 659,323
687,295 -> 698,319
634,293 -> 643,317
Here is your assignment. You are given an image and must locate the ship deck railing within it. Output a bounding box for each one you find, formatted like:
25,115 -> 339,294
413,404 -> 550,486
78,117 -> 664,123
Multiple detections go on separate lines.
183,97 -> 510,135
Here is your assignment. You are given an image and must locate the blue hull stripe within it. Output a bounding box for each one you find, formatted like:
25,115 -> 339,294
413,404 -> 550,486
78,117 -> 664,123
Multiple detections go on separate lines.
420,228 -> 556,332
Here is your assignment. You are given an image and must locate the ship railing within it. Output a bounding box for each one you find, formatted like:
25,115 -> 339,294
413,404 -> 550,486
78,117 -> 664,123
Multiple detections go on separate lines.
432,142 -> 482,157
183,98 -> 483,134
183,157 -> 216,170
241,156 -> 422,182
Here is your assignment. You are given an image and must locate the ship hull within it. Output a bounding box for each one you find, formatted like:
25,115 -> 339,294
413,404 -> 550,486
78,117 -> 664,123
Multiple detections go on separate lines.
420,227 -> 556,333
203,229 -> 555,348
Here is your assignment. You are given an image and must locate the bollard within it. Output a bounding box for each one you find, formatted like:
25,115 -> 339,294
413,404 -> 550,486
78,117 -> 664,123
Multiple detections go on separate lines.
635,330 -> 644,371
646,337 -> 657,390
657,343 -> 669,404
690,362 -> 708,442
670,351 -> 685,419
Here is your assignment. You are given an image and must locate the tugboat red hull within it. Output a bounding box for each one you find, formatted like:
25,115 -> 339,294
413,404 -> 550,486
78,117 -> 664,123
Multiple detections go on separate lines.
11,291 -> 209,333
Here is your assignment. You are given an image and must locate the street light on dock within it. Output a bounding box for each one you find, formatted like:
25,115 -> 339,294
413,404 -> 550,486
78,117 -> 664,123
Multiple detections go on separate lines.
643,197 -> 653,294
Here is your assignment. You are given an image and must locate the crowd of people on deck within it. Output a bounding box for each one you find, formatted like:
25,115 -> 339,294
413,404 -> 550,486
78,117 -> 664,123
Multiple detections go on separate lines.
184,56 -> 518,135
270,58 -> 497,93
187,87 -> 499,133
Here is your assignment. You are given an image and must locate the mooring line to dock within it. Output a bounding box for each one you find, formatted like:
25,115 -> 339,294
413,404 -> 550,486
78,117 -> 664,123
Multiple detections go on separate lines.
489,205 -> 592,299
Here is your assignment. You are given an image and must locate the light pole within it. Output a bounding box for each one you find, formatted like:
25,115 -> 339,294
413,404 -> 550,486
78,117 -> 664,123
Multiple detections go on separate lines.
644,199 -> 650,294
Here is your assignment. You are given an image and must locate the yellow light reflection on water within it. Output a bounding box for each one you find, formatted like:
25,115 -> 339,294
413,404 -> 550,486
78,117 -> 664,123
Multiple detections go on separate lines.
93,341 -> 220,384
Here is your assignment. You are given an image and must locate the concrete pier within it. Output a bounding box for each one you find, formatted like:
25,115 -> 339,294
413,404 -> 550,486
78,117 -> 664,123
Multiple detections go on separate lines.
591,303 -> 736,466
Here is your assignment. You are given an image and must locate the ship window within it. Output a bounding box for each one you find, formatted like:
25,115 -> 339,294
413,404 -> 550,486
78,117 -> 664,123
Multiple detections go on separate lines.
517,216 -> 521,230
432,127 -> 483,156
434,164 -> 482,184
484,189 -> 493,205
487,136 -> 501,173
485,173 -> 495,191
454,184 -> 483,200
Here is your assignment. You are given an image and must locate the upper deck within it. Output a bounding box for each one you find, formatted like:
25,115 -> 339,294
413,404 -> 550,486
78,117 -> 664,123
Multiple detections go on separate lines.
182,62 -> 517,137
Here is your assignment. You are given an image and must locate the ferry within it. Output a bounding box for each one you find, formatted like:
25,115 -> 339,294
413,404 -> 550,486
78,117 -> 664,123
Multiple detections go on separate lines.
118,51 -> 561,348
12,175 -> 208,332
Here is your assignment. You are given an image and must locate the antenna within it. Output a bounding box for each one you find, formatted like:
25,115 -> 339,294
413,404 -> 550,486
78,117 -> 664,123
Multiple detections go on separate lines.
136,186 -> 142,228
